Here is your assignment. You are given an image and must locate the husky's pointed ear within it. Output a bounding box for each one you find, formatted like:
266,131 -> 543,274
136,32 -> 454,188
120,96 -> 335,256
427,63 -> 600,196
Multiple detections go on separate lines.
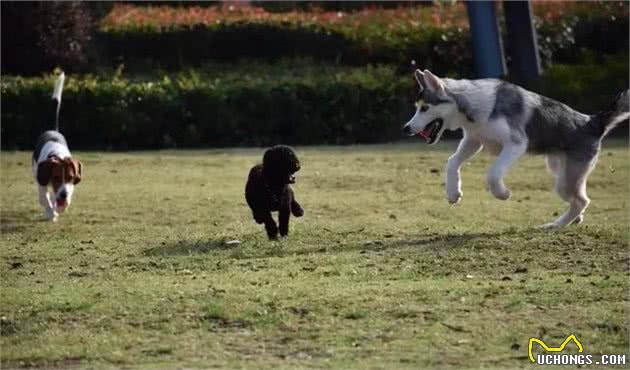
422,69 -> 446,95
414,69 -> 425,91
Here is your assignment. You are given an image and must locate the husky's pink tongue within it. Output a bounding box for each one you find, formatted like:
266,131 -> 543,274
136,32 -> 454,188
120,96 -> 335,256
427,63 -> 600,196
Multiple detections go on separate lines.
418,127 -> 431,139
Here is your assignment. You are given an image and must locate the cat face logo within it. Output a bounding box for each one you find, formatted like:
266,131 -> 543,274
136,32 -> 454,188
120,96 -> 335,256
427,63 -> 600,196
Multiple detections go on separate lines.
528,334 -> 584,363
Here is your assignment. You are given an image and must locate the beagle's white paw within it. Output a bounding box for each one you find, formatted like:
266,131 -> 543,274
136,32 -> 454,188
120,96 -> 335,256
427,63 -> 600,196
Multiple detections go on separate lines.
44,208 -> 58,222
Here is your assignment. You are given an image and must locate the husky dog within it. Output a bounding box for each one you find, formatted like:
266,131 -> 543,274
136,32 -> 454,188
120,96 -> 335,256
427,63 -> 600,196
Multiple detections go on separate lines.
402,69 -> 629,227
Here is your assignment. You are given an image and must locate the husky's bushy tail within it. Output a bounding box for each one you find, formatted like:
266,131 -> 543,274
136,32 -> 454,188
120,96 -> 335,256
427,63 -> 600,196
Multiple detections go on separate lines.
50,72 -> 65,131
590,90 -> 630,137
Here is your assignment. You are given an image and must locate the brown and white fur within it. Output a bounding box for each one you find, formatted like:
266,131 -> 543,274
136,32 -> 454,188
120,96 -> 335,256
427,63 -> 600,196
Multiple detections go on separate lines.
32,73 -> 83,222
402,69 -> 629,228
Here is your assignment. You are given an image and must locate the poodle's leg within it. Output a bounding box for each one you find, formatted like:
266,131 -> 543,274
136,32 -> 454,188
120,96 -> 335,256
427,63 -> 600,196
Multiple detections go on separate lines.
446,135 -> 483,204
255,210 -> 278,239
264,215 -> 279,240
278,207 -> 291,237
291,199 -> 304,217
252,210 -> 266,224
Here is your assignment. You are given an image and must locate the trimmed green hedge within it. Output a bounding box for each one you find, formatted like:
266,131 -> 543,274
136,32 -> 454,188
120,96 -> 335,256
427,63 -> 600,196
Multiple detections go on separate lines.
536,14 -> 630,66
98,23 -> 472,77
1,65 -> 415,150
3,55 -> 627,150
532,53 -> 630,113
94,6 -> 627,75
2,3 -> 627,76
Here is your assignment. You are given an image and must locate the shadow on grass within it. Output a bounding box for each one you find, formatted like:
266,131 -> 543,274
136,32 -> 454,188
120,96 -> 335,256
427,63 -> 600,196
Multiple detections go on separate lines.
332,226 -> 567,257
384,230 -> 520,250
0,210 -> 40,234
144,227 -> 555,260
144,239 -> 238,257
238,228 -> 549,260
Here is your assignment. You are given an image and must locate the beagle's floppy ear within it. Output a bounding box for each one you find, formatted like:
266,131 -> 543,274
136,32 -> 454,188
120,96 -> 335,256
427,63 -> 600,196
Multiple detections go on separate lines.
73,160 -> 83,185
37,159 -> 56,186
414,69 -> 426,92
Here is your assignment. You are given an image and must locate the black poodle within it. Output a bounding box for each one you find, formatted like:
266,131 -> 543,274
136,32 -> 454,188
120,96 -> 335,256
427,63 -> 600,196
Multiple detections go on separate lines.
245,145 -> 304,240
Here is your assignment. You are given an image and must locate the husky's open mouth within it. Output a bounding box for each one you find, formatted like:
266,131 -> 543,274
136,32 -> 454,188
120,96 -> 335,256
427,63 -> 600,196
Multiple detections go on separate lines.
417,119 -> 444,144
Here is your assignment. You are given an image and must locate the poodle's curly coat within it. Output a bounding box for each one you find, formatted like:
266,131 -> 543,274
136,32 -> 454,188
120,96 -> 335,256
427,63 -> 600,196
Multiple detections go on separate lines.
245,145 -> 304,240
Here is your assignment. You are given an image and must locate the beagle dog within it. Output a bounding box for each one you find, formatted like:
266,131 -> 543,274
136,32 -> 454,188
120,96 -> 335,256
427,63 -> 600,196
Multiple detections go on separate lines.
32,73 -> 83,221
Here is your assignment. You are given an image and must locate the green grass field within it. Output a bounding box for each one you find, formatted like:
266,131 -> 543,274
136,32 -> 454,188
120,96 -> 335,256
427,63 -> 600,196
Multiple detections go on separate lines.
1,141 -> 628,369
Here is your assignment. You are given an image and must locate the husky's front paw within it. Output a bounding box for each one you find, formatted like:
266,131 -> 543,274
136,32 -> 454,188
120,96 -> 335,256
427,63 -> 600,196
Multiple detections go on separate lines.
44,208 -> 58,222
571,214 -> 584,225
446,178 -> 462,204
539,222 -> 561,229
488,182 -> 511,200
447,190 -> 462,204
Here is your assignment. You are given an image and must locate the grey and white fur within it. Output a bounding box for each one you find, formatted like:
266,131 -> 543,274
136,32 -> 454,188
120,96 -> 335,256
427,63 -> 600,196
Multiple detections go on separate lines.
402,69 -> 629,227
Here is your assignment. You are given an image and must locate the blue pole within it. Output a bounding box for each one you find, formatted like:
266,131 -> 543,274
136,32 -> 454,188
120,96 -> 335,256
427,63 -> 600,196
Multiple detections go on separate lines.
465,1 -> 506,78
503,0 -> 541,84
